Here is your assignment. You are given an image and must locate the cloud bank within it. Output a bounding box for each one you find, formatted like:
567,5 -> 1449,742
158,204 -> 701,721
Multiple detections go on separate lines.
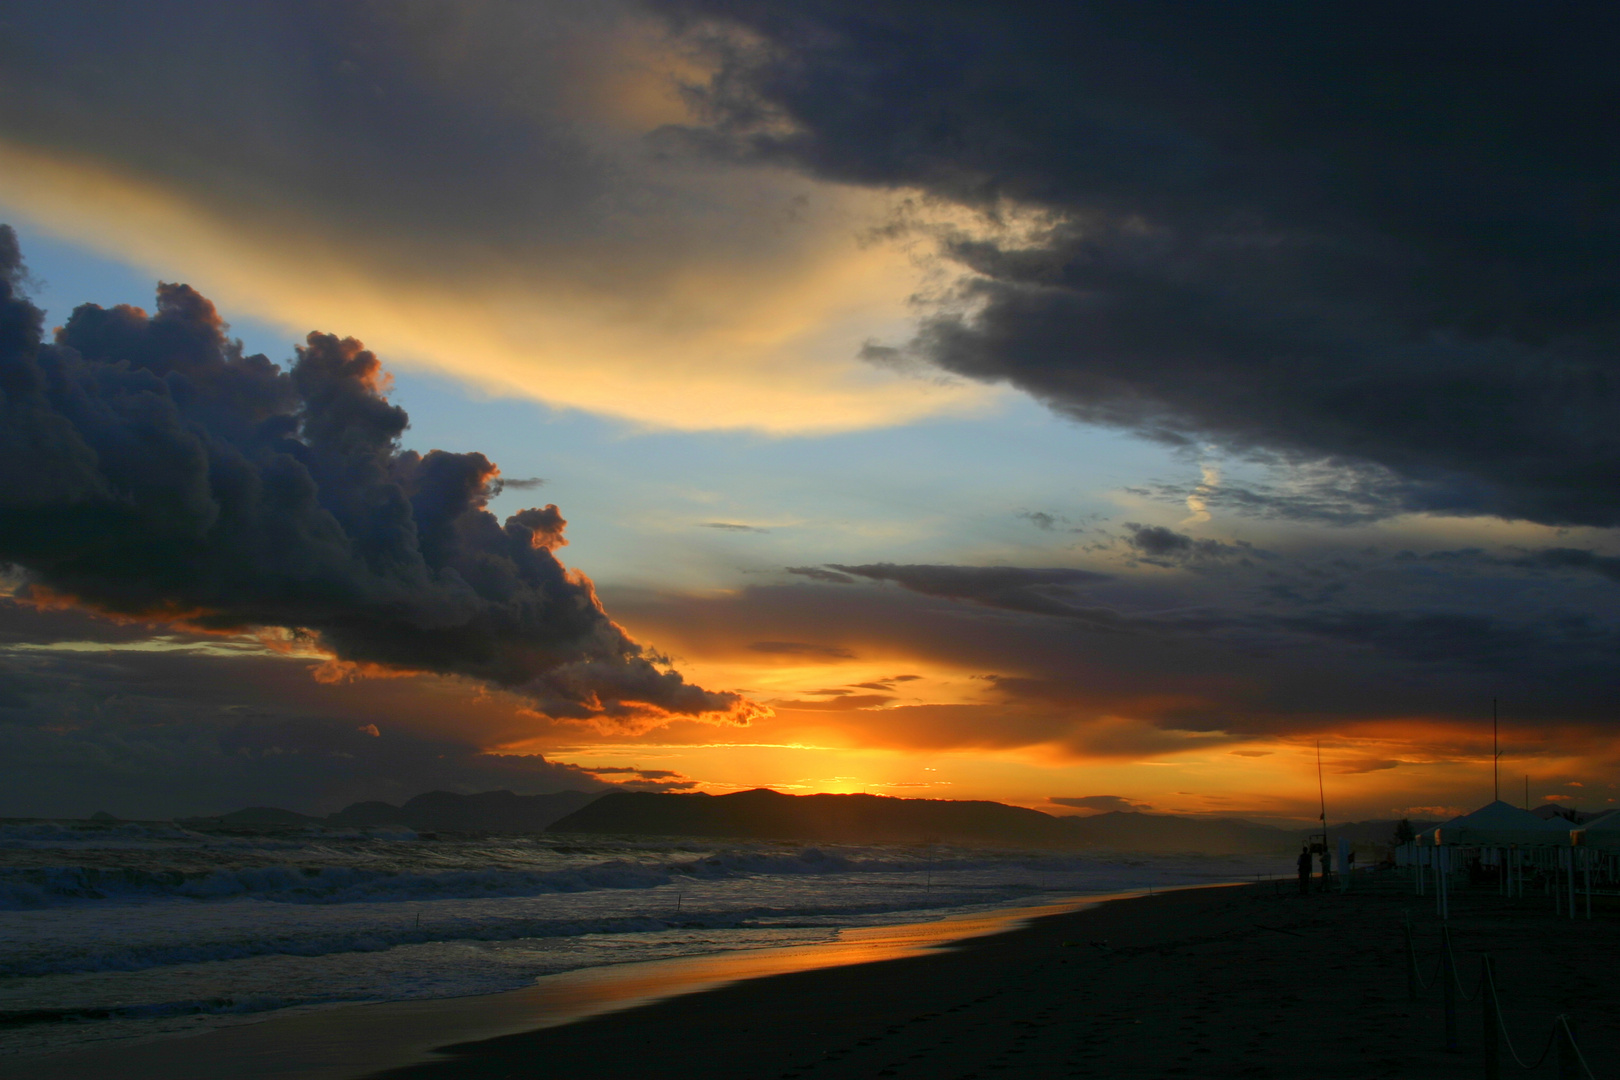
0,0 -> 985,433
0,228 -> 753,727
663,1 -> 1620,524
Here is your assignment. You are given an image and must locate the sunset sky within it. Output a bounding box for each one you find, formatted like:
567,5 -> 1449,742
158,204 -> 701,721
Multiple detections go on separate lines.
2,1 -> 1619,824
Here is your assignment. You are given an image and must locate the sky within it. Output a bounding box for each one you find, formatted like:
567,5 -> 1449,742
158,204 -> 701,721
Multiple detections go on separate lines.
2,0 -> 1619,824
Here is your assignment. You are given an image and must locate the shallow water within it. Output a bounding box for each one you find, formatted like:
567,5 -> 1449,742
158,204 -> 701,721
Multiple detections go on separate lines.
0,820 -> 1277,1059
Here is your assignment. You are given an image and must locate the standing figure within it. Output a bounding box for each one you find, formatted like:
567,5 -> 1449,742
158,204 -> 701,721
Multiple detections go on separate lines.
1319,845 -> 1333,892
1296,846 -> 1312,896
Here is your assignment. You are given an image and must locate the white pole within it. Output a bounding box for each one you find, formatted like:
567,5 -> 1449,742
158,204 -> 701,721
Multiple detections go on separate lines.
1568,847 -> 1577,920
1435,852 -> 1442,916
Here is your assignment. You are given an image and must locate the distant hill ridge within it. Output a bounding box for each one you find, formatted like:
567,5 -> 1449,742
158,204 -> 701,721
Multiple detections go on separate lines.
549,788 -> 1066,847
329,789 -> 602,832
182,787 -> 1438,854
546,789 -> 1423,854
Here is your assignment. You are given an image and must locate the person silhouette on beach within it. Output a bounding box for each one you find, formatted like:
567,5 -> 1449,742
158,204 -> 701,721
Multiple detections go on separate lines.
1297,846 -> 1312,896
1319,846 -> 1333,892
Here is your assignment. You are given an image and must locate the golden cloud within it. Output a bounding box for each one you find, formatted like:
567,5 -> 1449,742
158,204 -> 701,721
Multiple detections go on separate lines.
0,138 -> 998,434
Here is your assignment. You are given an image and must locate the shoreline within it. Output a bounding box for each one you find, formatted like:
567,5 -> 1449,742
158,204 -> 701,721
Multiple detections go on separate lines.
13,891 -> 1137,1080
26,876 -> 1620,1079
368,877 -> 1620,1080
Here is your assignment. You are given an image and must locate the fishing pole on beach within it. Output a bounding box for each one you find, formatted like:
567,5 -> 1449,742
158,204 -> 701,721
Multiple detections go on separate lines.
1493,697 -> 1501,804
1314,740 -> 1334,891
1316,740 -> 1327,833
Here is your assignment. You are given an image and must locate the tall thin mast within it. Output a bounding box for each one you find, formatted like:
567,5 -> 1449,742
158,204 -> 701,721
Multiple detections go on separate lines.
1493,698 -> 1499,803
1316,739 -> 1328,845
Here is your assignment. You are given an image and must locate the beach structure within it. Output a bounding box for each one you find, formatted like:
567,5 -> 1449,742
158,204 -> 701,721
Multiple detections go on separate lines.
1421,800 -> 1568,846
1567,813 -> 1620,918
1573,812 -> 1620,845
1402,801 -> 1574,918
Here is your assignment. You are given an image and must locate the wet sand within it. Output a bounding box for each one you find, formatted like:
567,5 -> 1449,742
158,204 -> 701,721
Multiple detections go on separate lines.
20,878 -> 1620,1079
371,878 -> 1620,1080
13,895 -> 1108,1080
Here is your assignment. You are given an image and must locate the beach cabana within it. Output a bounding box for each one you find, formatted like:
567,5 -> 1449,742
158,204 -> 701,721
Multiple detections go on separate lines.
1427,800 -> 1571,847
1573,812 -> 1620,846
1569,815 -> 1620,917
1408,801 -> 1572,916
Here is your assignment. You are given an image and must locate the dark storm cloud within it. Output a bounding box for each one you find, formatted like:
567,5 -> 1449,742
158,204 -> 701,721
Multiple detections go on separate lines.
809,553 -> 1620,677
0,2 -> 613,254
1124,525 -> 1200,559
1390,544 -> 1620,586
660,1 -> 1620,525
0,231 -> 749,725
1135,467 -> 1418,527
1122,523 -> 1255,565
609,575 -> 1620,749
1511,548 -> 1620,585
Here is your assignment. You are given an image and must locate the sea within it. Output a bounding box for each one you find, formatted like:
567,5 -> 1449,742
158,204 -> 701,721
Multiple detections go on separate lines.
0,820 -> 1282,1061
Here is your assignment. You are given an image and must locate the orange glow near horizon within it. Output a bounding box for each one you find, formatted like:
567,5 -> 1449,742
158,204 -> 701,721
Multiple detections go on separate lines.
10,589 -> 1617,823
471,616 -> 1620,824
525,720 -> 1620,825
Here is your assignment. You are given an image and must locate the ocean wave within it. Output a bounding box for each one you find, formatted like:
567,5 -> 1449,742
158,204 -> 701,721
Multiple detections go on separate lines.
0,846 -> 1035,910
0,822 -> 209,849
0,992 -> 373,1028
0,897 -> 977,978
0,821 -> 404,851
0,860 -> 674,910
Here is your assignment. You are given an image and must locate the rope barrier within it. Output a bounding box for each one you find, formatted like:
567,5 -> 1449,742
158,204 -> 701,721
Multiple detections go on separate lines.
1556,1016 -> 1599,1080
1404,924 -> 1601,1078
1486,974 -> 1559,1071
1403,918 -> 1444,993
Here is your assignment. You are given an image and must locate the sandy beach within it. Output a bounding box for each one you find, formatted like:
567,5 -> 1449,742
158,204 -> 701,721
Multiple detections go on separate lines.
22,875 -> 1620,1080
371,878 -> 1620,1080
